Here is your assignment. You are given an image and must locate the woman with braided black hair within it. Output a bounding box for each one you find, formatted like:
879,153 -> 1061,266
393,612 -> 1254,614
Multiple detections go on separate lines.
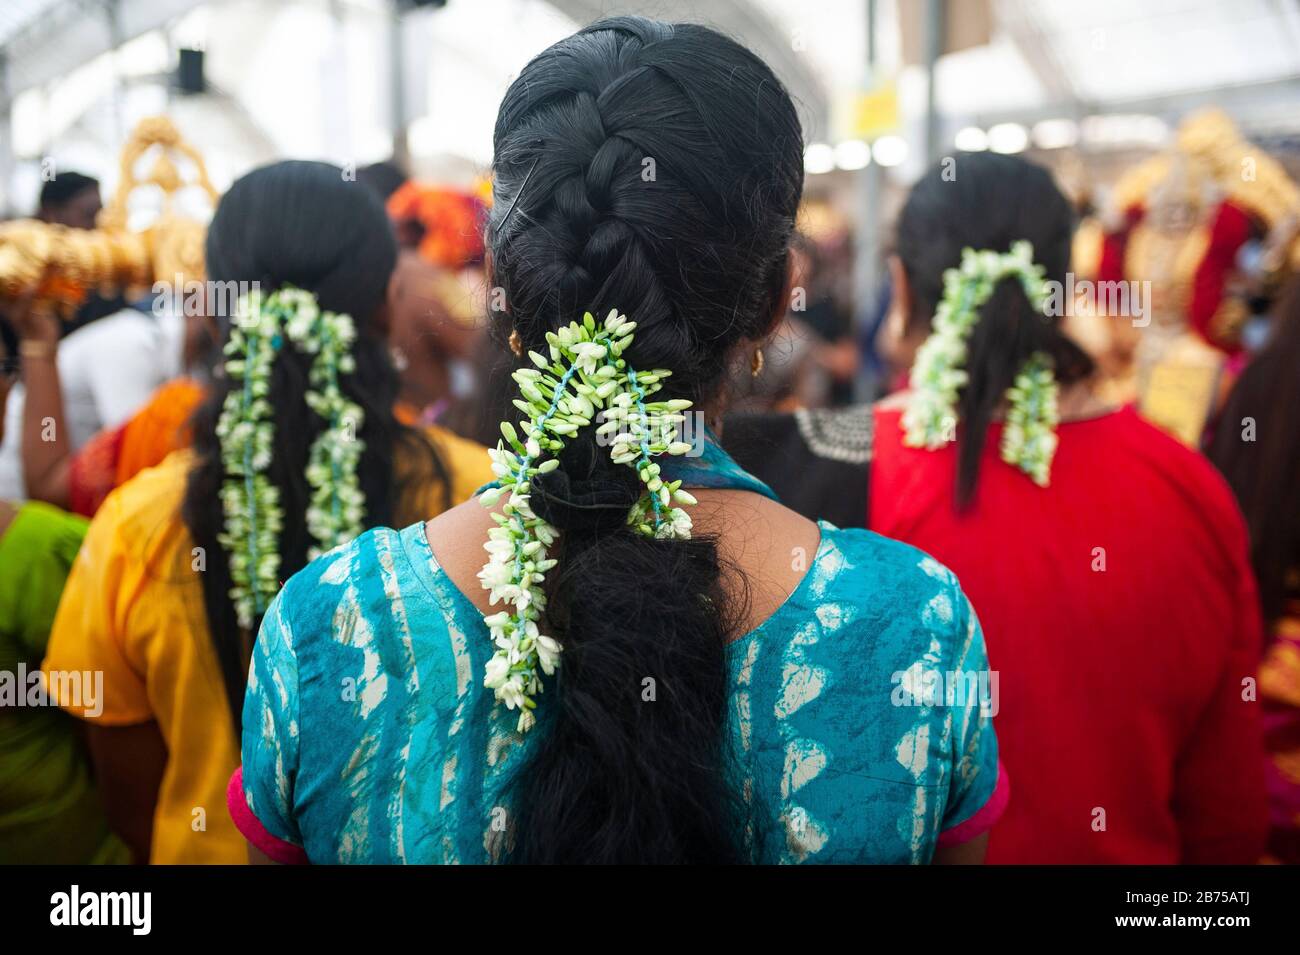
42,161 -> 493,864
232,16 -> 1005,864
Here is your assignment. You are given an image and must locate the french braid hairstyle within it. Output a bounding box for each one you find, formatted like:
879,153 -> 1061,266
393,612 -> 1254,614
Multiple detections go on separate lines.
487,16 -> 804,863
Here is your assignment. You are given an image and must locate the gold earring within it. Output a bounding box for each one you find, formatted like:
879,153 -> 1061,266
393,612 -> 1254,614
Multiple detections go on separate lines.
750,348 -> 764,377
509,329 -> 524,358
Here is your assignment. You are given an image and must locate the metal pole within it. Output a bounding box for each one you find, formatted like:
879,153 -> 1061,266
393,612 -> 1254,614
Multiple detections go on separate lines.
106,0 -> 124,148
924,0 -> 945,165
853,0 -> 882,402
0,52 -> 12,218
390,1 -> 409,169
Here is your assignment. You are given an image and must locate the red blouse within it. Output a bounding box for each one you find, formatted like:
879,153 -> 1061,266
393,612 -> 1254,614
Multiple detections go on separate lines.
869,406 -> 1267,863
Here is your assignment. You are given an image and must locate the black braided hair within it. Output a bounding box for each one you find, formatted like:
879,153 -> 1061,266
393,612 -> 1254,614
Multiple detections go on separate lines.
182,160 -> 449,730
487,16 -> 804,864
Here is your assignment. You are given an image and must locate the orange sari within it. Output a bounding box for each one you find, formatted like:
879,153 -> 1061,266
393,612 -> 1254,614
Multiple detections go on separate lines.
68,379 -> 205,517
67,380 -> 489,521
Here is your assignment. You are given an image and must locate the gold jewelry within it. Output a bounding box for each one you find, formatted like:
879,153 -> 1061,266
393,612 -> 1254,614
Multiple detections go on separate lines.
750,348 -> 764,377
509,329 -> 524,357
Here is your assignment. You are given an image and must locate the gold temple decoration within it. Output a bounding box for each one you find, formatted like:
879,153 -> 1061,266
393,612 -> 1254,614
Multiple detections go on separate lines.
1113,109 -> 1300,338
1088,110 -> 1300,446
1177,109 -> 1300,250
0,115 -> 216,317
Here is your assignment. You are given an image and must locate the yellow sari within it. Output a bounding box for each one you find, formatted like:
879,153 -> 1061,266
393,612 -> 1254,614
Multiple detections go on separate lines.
43,425 -> 491,863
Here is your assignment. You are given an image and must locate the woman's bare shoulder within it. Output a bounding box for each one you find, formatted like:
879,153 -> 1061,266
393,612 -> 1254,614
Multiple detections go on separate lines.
423,488 -> 822,635
424,496 -> 498,615
690,489 -> 821,637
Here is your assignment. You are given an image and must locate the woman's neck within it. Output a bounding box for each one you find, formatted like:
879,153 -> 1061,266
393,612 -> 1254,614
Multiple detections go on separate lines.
1055,377 -> 1117,422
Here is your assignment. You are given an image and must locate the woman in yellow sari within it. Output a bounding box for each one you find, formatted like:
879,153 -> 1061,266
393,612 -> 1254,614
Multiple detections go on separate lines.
40,161 -> 491,863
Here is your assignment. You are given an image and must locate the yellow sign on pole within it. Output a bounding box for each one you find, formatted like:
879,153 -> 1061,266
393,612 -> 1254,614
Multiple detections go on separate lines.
848,84 -> 900,140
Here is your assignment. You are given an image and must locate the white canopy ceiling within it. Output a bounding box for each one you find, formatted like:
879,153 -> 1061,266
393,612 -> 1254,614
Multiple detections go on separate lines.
1,0 -> 1297,213
0,0 -> 64,50
750,0 -> 1300,124
7,0 -> 1298,120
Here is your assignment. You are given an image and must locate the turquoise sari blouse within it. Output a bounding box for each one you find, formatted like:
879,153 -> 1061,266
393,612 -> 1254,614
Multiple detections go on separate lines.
236,443 -> 1002,863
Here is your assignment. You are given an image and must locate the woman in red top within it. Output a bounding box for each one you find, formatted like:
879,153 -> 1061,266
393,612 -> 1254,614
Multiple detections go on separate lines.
723,153 -> 1268,862
869,153 -> 1265,863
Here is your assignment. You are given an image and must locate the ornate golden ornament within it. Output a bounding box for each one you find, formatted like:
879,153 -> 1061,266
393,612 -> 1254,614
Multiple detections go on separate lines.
1113,109 -> 1300,313
0,115 -> 215,317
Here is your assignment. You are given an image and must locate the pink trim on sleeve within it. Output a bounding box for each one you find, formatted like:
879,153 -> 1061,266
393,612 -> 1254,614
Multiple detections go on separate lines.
937,760 -> 1010,848
227,767 -> 310,865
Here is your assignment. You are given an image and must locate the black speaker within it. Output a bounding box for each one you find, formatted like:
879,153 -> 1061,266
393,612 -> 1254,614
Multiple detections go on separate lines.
177,48 -> 206,95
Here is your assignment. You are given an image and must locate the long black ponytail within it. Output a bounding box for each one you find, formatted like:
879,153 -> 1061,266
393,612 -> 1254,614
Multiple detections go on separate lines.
182,160 -> 449,729
488,16 -> 804,863
896,152 -> 1095,507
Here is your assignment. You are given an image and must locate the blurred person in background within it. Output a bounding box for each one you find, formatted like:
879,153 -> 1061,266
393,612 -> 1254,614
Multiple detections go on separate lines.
360,162 -> 489,427
35,171 -> 101,231
355,161 -> 407,210
231,17 -> 1002,865
436,330 -> 524,448
5,289 -> 214,516
1210,278 -> 1300,864
33,171 -> 128,335
728,152 -> 1267,863
790,230 -> 859,407
1091,110 -> 1300,447
15,163 -> 489,519
0,281 -> 186,504
0,329 -> 128,864
41,160 -> 491,863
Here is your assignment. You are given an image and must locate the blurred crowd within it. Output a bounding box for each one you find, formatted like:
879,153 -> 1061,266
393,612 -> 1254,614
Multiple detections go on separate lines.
0,21 -> 1297,866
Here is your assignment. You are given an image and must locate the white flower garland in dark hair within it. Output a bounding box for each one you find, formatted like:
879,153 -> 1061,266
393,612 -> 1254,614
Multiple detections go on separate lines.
479,309 -> 696,732
902,240 -> 1060,486
216,286 -> 366,628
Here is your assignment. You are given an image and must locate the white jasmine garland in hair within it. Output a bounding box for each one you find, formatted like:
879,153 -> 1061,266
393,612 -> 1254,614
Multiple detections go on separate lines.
478,309 -> 697,732
901,240 -> 1062,485
289,289 -> 367,558
1000,352 -> 1059,487
216,286 -> 368,629
216,295 -> 283,629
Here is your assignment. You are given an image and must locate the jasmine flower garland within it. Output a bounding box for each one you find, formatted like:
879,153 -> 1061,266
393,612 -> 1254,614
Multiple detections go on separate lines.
217,310 -> 283,629
901,240 -> 1062,486
289,290 -> 367,558
478,309 -> 697,732
1000,352 -> 1059,487
216,287 -> 367,629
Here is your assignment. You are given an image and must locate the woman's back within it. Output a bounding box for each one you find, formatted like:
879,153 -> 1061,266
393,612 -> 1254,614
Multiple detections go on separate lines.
43,424 -> 491,863
235,446 -> 1004,863
233,16 -> 1006,865
870,404 -> 1267,862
